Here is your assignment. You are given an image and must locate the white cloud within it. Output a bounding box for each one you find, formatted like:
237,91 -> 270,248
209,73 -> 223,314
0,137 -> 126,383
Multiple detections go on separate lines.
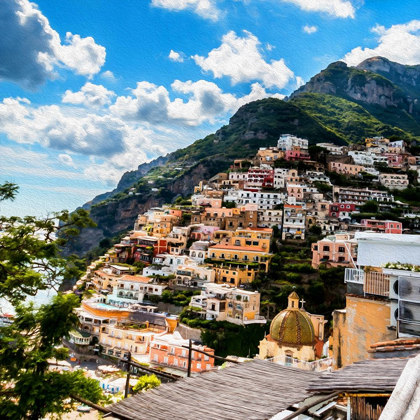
343,20 -> 420,66
0,0 -> 105,89
58,154 -> 76,168
62,82 -> 116,108
0,97 -> 172,184
280,0 -> 355,18
303,25 -> 318,34
101,70 -> 116,81
192,31 -> 295,89
295,76 -> 305,88
111,79 -> 279,126
266,43 -> 275,51
151,0 -> 220,21
169,50 -> 184,62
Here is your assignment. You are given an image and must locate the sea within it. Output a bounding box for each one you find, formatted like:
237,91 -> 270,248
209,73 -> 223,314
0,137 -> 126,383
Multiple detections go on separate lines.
1,288 -> 57,315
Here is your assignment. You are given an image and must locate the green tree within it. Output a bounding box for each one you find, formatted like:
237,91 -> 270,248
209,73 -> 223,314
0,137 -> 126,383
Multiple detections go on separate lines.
132,374 -> 161,394
0,182 -> 106,418
360,200 -> 379,213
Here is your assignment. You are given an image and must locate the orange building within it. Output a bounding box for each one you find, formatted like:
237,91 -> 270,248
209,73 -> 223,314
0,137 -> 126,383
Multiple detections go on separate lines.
149,332 -> 215,373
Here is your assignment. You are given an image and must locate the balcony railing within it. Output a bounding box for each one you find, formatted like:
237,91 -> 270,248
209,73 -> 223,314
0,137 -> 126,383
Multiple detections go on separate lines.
364,271 -> 390,297
344,268 -> 390,297
266,355 -> 334,372
344,268 -> 364,284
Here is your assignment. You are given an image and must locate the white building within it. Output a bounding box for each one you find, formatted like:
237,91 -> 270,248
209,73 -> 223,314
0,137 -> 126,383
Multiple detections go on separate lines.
258,209 -> 283,228
317,143 -> 345,155
107,275 -> 167,307
348,151 -> 388,166
274,168 -> 289,189
277,134 -> 308,151
224,189 -> 286,210
191,283 -> 266,325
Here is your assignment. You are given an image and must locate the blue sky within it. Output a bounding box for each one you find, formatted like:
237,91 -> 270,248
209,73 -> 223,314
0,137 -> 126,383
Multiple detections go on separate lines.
1,0 -> 420,217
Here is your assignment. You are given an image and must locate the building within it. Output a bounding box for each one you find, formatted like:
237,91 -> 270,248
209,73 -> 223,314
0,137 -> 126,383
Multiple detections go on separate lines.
277,134 -> 308,151
327,161 -> 365,176
224,189 -> 286,210
311,232 -> 357,269
359,219 -> 403,234
107,275 -> 167,307
257,209 -> 283,228
246,167 -> 274,189
285,147 -> 310,161
333,233 -> 420,368
348,150 -> 388,166
255,147 -> 284,165
328,202 -> 359,220
317,143 -> 345,154
282,205 -> 306,240
149,332 -> 215,373
100,324 -> 162,358
190,283 -> 266,325
259,292 -> 325,361
334,186 -> 394,205
208,243 -> 272,272
379,173 -> 409,190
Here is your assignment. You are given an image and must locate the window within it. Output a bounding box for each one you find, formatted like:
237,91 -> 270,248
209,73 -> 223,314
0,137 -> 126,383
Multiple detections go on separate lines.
323,246 -> 330,251
197,363 -> 201,370
338,247 -> 345,253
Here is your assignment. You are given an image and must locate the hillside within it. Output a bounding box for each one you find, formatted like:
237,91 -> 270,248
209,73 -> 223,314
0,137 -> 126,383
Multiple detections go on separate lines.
291,57 -> 420,135
68,57 -> 420,256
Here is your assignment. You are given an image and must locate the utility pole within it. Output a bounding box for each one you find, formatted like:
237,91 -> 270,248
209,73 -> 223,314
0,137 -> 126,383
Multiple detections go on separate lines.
187,339 -> 192,377
124,352 -> 131,398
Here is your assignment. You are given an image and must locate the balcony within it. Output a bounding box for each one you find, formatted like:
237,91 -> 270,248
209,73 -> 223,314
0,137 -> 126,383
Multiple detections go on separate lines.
344,268 -> 364,284
344,268 -> 390,297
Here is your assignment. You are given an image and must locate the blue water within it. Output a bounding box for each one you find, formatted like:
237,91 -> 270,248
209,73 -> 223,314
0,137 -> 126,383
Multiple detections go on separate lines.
0,289 -> 57,314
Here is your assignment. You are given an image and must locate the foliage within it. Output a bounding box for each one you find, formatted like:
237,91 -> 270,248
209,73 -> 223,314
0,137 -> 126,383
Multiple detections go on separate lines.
132,374 -> 161,394
361,200 -> 379,213
0,182 -> 105,418
309,225 -> 323,236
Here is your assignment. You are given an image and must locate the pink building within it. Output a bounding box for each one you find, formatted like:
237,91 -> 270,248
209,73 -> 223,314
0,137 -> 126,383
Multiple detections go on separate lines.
190,225 -> 220,241
311,233 -> 357,269
285,147 -> 310,161
360,219 -> 402,234
287,184 -> 304,199
385,153 -> 403,168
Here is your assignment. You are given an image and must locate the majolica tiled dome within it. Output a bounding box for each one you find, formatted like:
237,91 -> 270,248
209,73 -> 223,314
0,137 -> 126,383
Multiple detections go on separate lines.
270,292 -> 315,346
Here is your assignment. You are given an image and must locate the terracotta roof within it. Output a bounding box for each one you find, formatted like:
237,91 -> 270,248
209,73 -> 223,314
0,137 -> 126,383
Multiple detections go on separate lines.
369,338 -> 420,353
118,275 -> 152,283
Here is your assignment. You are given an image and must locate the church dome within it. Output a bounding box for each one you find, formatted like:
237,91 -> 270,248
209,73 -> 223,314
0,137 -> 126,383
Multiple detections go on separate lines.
270,292 -> 315,346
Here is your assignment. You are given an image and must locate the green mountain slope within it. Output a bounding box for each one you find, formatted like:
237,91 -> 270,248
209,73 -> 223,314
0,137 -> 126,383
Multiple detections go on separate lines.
289,93 -> 413,144
291,59 -> 420,135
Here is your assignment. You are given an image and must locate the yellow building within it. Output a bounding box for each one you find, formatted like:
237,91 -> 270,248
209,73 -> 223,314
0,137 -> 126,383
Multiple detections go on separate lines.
259,292 -> 325,362
213,264 -> 258,286
152,214 -> 177,237
208,244 -> 272,272
332,294 -> 394,369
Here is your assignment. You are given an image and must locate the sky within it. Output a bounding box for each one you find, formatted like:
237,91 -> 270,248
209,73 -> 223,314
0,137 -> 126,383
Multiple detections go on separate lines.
1,0 -> 420,217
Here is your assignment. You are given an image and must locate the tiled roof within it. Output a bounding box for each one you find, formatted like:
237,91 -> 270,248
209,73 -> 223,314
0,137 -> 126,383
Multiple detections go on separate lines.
369,338 -> 420,353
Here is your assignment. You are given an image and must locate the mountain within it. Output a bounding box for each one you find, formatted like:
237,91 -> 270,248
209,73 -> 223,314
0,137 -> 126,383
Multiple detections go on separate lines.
68,57 -> 420,256
290,57 -> 420,136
